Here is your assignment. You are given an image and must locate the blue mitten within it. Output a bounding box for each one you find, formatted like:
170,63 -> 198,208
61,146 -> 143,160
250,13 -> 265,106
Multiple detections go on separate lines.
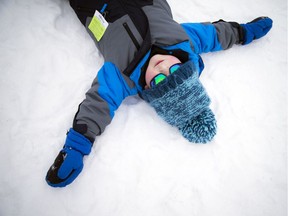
46,128 -> 92,187
241,17 -> 273,45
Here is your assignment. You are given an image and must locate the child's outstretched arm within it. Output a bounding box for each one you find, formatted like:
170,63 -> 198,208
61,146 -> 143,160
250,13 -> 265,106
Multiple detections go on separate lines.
46,62 -> 136,187
181,17 -> 273,54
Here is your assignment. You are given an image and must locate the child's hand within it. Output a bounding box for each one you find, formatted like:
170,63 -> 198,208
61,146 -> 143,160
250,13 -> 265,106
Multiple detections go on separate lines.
45,147 -> 84,187
241,17 -> 273,45
46,129 -> 92,187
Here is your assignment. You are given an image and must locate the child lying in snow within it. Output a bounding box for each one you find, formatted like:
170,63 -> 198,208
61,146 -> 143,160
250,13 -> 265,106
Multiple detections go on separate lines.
46,0 -> 273,187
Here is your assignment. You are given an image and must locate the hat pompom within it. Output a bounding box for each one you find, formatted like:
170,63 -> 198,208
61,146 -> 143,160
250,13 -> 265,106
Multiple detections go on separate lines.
179,108 -> 217,143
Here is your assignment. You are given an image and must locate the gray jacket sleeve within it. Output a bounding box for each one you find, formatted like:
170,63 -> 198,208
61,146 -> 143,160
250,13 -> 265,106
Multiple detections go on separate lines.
73,62 -> 136,142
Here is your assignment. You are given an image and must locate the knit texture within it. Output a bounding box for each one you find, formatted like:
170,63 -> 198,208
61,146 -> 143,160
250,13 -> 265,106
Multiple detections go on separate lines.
141,61 -> 217,143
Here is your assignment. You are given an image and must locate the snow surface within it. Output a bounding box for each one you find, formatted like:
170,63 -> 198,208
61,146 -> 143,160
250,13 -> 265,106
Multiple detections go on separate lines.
0,0 -> 287,215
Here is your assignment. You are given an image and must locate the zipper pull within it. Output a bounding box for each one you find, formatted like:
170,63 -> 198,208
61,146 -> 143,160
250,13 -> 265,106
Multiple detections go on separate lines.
100,4 -> 108,17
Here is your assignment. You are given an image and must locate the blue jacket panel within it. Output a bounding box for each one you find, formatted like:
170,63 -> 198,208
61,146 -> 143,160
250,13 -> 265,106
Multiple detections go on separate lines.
97,62 -> 138,118
181,23 -> 223,53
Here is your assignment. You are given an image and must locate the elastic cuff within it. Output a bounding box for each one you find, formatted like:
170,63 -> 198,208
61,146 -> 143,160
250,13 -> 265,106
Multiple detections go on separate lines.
73,123 -> 95,143
65,128 -> 92,155
238,24 -> 246,45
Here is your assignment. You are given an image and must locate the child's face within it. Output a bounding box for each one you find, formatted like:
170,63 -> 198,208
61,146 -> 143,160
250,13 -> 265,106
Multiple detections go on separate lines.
145,54 -> 181,89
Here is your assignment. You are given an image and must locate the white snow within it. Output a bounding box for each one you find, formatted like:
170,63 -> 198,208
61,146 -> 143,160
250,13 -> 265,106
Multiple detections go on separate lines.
0,0 -> 287,215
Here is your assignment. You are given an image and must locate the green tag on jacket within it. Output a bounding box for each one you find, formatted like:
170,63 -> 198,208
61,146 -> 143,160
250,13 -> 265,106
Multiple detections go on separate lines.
88,10 -> 109,41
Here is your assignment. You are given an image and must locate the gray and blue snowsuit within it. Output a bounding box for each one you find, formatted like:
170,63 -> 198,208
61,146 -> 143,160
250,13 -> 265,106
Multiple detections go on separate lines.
69,0 -> 244,142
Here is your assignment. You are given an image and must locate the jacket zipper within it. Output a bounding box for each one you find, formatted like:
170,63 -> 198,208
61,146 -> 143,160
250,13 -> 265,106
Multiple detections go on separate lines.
123,22 -> 141,50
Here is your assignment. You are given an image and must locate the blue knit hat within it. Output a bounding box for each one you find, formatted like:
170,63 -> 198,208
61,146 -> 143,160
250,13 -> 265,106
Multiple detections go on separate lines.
141,61 -> 217,143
